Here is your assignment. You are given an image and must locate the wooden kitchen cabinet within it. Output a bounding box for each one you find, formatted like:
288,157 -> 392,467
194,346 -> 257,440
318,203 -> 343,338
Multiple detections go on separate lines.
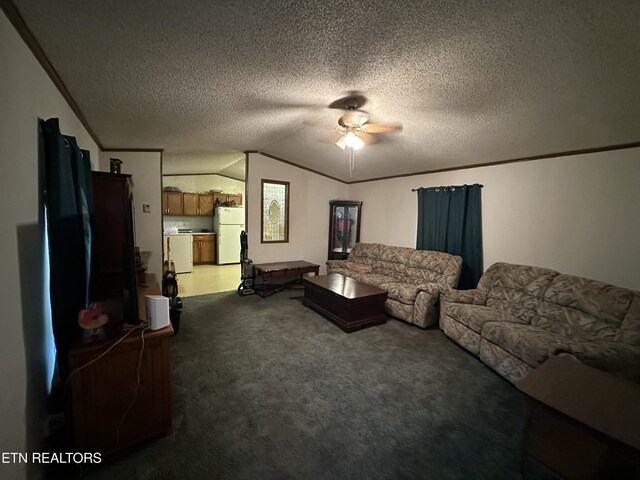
212,192 -> 227,206
198,194 -> 215,215
192,237 -> 199,263
162,191 -> 183,215
182,193 -> 198,216
183,193 -> 214,216
193,234 -> 216,264
163,191 -> 242,216
227,193 -> 243,206
213,192 -> 243,207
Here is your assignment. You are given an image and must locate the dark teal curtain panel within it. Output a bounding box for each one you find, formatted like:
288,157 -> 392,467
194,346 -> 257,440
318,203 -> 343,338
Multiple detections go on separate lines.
41,118 -> 94,374
416,184 -> 483,289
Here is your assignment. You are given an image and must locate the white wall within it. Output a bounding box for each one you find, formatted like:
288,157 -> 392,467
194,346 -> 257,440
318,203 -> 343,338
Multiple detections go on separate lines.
163,174 -> 244,196
1,10 -> 100,479
348,148 -> 640,290
246,153 -> 347,273
99,152 -> 163,284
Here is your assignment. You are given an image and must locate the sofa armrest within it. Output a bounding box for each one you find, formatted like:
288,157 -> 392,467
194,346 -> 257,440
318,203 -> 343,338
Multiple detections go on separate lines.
441,288 -> 487,305
416,283 -> 441,297
413,288 -> 442,328
570,342 -> 640,382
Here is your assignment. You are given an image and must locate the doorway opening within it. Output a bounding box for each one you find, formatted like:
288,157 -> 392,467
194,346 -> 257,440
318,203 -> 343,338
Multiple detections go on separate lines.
161,155 -> 246,297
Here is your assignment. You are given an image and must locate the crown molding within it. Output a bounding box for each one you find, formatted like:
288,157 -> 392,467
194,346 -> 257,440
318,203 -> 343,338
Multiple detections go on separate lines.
1,0 -> 103,149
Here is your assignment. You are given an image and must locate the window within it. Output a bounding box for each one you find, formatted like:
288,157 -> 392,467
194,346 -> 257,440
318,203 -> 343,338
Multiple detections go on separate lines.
261,179 -> 289,243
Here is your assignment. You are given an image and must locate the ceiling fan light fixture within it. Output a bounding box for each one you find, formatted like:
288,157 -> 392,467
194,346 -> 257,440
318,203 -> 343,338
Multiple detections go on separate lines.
344,131 -> 365,150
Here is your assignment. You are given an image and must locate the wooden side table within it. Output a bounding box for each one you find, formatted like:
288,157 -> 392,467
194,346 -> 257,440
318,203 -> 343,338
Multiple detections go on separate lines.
517,355 -> 640,478
253,260 -> 320,297
68,284 -> 173,454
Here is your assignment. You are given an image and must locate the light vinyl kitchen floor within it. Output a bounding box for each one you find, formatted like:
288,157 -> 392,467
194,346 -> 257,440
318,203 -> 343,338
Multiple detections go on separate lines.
177,264 -> 240,297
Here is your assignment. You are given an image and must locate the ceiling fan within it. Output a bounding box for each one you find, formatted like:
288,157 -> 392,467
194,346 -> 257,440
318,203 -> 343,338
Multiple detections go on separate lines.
332,97 -> 402,176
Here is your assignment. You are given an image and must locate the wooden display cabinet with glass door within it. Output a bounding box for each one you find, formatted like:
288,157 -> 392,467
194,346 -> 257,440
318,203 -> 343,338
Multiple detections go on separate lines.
328,200 -> 362,260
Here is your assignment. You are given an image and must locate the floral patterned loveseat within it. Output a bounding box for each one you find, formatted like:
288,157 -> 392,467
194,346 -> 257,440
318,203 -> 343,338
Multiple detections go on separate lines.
326,243 -> 462,328
440,262 -> 640,383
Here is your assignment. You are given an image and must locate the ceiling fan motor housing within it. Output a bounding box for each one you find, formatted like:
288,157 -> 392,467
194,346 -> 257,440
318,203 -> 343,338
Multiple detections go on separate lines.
344,97 -> 360,110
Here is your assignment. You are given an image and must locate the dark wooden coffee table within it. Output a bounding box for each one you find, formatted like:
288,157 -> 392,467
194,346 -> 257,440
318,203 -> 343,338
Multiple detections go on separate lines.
303,273 -> 387,332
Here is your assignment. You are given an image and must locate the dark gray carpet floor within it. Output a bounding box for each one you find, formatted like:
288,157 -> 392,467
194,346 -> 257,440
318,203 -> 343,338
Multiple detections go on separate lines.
81,290 -> 539,480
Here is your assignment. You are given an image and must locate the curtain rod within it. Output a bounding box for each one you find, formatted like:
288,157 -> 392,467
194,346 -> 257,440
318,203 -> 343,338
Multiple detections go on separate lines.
412,184 -> 483,192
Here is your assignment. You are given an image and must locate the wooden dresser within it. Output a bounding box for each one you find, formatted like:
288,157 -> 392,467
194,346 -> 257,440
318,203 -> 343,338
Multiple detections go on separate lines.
68,285 -> 172,454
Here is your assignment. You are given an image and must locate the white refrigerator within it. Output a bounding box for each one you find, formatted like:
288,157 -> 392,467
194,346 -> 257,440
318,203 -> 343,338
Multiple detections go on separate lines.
214,207 -> 245,264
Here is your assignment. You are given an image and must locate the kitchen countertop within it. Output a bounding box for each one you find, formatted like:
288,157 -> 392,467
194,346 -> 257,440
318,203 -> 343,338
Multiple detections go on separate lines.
164,229 -> 216,235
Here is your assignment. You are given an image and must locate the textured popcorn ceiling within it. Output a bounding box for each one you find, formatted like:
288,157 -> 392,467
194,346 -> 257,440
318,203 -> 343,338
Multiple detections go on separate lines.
11,0 -> 640,182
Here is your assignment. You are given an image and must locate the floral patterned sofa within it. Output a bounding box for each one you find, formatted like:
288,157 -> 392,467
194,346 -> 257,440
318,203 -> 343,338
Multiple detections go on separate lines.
326,243 -> 462,328
440,262 -> 640,383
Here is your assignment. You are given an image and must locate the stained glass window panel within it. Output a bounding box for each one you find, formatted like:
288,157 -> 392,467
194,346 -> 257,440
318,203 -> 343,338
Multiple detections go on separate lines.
261,180 -> 289,242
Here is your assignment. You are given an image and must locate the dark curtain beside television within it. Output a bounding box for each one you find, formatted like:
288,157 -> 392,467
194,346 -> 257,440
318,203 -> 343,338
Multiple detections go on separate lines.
41,118 -> 94,376
416,184 -> 483,289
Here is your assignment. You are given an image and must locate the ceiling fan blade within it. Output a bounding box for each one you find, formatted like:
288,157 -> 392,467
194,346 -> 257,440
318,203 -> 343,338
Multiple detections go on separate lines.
338,111 -> 368,128
357,132 -> 379,145
361,122 -> 403,134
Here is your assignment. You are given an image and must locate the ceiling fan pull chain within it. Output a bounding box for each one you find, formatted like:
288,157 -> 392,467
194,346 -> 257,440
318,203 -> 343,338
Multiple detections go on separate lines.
349,148 -> 355,177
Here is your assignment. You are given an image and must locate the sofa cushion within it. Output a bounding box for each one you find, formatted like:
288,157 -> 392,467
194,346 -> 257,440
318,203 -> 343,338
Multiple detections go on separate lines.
360,274 -> 428,305
535,274 -> 634,341
377,281 -> 423,304
372,245 -> 416,277
326,267 -> 366,282
441,304 -> 517,334
481,263 -> 558,325
343,261 -> 372,274
482,322 -> 575,368
405,249 -> 463,287
347,242 -> 386,265
478,262 -> 558,295
358,273 -> 397,288
323,269 -> 421,305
